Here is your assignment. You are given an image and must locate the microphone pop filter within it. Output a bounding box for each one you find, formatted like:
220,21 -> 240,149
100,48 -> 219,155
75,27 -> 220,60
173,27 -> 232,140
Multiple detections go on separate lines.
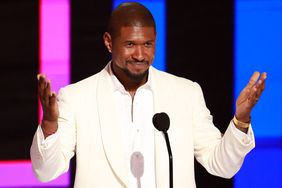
152,112 -> 170,132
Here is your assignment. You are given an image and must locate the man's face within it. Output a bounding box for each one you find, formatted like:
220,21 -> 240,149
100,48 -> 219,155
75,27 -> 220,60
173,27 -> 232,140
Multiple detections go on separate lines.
110,26 -> 156,80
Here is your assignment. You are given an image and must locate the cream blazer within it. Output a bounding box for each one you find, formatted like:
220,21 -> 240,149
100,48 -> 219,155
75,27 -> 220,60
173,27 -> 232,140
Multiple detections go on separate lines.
31,64 -> 255,188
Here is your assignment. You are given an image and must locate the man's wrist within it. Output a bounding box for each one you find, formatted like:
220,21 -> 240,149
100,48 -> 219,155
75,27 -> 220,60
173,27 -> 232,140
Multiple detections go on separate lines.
41,120 -> 58,137
233,115 -> 250,129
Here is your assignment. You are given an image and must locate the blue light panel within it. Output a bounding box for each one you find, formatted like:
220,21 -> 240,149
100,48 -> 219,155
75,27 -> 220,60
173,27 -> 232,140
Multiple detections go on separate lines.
234,0 -> 282,187
113,0 -> 166,71
234,147 -> 282,187
234,0 -> 282,138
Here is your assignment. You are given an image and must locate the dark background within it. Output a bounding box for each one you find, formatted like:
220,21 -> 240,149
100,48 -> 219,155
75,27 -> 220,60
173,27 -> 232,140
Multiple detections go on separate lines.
0,0 -> 38,160
0,0 -> 234,187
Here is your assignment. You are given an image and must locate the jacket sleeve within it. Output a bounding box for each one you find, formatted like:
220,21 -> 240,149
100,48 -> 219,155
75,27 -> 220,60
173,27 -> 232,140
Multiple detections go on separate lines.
192,83 -> 255,178
30,88 -> 76,182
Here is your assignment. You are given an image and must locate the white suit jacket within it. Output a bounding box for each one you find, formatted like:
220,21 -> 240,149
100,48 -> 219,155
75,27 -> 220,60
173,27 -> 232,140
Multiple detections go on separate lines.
31,64 -> 255,188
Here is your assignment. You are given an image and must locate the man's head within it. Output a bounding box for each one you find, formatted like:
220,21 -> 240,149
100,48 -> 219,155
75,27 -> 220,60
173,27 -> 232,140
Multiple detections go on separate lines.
107,2 -> 156,39
103,2 -> 157,84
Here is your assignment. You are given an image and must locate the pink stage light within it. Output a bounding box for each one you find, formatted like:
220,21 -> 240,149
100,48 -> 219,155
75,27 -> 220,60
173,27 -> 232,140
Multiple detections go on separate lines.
0,0 -> 71,187
39,0 -> 71,119
0,160 -> 69,187
38,0 -> 71,186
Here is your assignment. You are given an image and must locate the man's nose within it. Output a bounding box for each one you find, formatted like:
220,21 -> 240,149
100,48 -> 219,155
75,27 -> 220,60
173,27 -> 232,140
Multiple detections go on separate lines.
132,46 -> 145,61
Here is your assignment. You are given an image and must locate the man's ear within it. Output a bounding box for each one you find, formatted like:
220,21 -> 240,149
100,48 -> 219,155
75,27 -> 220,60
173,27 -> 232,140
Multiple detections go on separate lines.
103,32 -> 112,53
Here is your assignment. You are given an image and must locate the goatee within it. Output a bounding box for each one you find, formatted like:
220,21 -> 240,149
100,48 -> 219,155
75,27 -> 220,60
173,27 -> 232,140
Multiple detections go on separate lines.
123,67 -> 149,82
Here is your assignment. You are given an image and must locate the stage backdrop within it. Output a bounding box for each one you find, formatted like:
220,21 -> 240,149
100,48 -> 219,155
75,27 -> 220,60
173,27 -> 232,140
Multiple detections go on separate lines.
1,0 -> 280,188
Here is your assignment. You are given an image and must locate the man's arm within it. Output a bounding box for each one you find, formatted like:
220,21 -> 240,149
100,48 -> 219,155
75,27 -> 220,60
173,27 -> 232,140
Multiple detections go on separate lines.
30,74 -> 75,182
193,71 -> 266,178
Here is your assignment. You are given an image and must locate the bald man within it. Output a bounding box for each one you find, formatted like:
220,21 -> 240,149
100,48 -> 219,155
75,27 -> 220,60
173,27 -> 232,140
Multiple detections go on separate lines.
31,2 -> 266,188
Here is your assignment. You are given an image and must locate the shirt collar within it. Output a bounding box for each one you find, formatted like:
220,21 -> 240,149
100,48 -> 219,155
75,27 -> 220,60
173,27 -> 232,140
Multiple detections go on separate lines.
107,61 -> 153,93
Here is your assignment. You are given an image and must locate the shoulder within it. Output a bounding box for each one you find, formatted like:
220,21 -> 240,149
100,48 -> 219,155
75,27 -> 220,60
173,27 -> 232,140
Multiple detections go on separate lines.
58,69 -> 107,98
64,69 -> 107,90
151,66 -> 202,92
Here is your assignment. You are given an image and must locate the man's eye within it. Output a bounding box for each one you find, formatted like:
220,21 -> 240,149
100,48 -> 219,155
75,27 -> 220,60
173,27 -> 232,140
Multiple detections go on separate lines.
126,42 -> 134,47
145,42 -> 152,48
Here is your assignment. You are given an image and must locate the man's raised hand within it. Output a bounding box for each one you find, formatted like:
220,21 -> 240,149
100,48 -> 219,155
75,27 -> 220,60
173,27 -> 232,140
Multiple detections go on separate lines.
235,71 -> 267,123
37,74 -> 59,138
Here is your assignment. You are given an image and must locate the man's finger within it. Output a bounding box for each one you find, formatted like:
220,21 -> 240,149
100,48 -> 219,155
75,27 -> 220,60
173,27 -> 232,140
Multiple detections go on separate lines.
38,74 -> 47,105
254,72 -> 267,100
46,80 -> 52,97
255,82 -> 264,101
38,74 -> 47,91
257,72 -> 267,84
245,71 -> 260,89
248,72 -> 267,104
247,85 -> 258,105
43,80 -> 52,105
49,92 -> 57,106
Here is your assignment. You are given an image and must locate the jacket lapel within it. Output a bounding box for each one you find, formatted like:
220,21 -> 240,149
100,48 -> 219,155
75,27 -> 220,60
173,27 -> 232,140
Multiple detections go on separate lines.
151,67 -> 170,188
96,67 -> 129,187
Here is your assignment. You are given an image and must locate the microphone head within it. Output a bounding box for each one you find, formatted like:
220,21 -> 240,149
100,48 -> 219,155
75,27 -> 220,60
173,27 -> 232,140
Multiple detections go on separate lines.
152,112 -> 170,132
130,151 -> 144,179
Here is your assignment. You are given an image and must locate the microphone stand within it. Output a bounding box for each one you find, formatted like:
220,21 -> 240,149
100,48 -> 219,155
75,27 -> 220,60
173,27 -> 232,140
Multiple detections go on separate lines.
163,131 -> 173,188
152,112 -> 173,188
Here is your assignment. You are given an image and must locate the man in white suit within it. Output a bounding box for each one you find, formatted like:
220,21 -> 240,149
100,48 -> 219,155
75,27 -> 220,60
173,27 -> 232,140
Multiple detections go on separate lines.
31,2 -> 267,188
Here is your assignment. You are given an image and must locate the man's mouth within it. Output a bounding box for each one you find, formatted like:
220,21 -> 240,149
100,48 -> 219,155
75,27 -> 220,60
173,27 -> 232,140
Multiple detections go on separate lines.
128,61 -> 148,66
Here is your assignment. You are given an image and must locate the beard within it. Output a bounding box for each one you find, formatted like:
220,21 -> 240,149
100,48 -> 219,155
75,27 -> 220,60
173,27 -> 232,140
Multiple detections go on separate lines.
113,60 -> 150,82
122,65 -> 149,81
111,60 -> 151,84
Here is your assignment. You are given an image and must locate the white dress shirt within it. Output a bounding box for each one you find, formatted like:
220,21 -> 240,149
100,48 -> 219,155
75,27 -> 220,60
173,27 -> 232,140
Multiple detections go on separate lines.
109,65 -> 156,188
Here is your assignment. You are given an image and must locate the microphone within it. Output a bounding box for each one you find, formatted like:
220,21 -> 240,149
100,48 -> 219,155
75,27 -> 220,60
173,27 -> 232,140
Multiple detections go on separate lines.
130,151 -> 144,188
152,112 -> 173,188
